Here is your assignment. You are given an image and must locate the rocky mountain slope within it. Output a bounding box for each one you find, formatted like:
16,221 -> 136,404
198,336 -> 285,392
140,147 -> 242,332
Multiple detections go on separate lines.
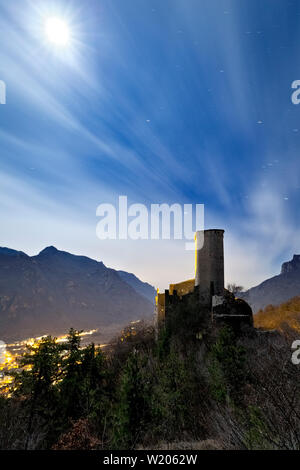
117,270 -> 156,304
240,255 -> 300,313
0,246 -> 155,342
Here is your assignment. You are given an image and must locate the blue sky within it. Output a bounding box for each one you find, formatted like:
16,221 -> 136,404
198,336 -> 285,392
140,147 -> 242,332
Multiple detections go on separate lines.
0,0 -> 300,290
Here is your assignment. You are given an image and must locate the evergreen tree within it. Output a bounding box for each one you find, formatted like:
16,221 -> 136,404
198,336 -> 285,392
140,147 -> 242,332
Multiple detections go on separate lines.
111,350 -> 151,449
59,328 -> 84,420
13,336 -> 61,449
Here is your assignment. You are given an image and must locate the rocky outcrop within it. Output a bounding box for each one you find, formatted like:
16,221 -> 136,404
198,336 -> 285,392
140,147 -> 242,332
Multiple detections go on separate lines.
281,255 -> 300,274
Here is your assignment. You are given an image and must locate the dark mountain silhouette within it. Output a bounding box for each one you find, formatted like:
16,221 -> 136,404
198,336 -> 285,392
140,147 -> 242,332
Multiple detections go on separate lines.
240,255 -> 300,313
117,270 -> 156,304
0,246 -> 155,342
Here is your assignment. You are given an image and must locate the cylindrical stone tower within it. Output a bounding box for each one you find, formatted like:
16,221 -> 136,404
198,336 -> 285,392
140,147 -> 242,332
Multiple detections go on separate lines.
195,229 -> 224,306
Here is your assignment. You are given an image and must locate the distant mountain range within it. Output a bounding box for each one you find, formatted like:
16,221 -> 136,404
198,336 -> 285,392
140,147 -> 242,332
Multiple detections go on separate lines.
2,245 -> 299,342
0,246 -> 156,342
240,255 -> 300,313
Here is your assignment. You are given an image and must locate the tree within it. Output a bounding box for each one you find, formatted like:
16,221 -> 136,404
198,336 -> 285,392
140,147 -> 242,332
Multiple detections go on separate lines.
111,350 -> 152,449
227,283 -> 244,296
208,326 -> 247,404
59,328 -> 84,420
13,336 -> 61,449
151,344 -> 199,442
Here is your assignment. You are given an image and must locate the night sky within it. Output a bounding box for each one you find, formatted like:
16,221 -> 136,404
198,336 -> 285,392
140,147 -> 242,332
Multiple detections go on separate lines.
0,0 -> 300,290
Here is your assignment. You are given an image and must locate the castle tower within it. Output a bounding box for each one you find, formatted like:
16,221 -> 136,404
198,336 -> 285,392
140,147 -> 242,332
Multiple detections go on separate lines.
195,229 -> 224,306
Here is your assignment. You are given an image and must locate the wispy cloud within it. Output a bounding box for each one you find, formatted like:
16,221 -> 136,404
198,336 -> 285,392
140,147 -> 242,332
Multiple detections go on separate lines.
0,0 -> 299,290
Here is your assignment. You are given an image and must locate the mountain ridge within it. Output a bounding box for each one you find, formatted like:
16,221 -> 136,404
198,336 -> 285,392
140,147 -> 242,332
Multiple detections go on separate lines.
240,254 -> 300,313
0,246 -> 155,342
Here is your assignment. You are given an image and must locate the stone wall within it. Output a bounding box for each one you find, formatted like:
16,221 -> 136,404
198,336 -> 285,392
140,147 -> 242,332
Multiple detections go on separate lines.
195,229 -> 224,306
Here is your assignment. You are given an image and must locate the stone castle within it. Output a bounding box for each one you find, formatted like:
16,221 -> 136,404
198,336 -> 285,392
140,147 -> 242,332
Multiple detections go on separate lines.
156,229 -> 253,331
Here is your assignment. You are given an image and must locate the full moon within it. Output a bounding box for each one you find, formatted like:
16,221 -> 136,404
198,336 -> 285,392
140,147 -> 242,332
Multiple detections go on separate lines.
45,17 -> 70,46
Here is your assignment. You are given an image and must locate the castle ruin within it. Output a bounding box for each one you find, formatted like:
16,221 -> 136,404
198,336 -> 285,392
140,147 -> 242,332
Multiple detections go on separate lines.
156,229 -> 253,331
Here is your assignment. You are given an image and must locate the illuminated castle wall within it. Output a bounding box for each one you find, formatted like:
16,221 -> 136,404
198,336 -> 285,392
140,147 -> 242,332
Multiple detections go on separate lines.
156,229 -> 253,330
156,229 -> 224,325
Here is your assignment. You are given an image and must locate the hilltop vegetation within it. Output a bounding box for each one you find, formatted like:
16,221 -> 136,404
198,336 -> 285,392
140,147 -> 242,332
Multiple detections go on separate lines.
254,296 -> 300,332
0,307 -> 300,450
